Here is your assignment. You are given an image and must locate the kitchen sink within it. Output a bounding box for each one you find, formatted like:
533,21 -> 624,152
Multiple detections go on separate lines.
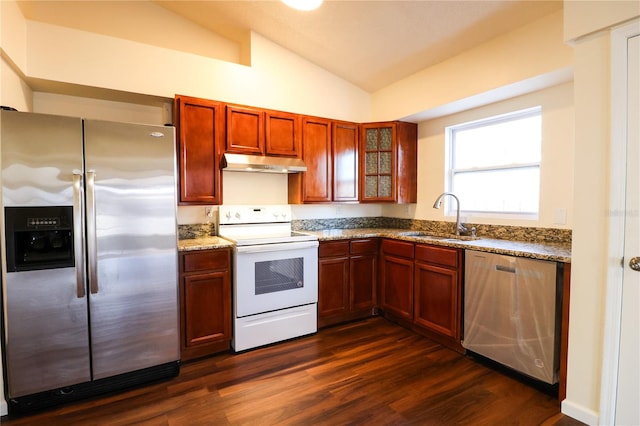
397,230 -> 479,241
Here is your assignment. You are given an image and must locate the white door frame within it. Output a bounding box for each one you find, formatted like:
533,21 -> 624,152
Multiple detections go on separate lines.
600,19 -> 640,426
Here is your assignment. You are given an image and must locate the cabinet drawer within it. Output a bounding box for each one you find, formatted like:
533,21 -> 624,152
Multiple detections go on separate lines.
350,239 -> 378,255
415,244 -> 459,268
319,240 -> 350,257
381,239 -> 414,259
182,249 -> 230,273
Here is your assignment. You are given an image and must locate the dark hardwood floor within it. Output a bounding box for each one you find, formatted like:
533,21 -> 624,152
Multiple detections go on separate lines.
2,317 -> 584,425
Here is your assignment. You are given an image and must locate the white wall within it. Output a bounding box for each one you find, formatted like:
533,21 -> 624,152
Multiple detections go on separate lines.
562,2 -> 640,424
0,0 -> 591,419
32,92 -> 166,125
371,10 -> 573,122
22,21 -> 370,124
564,0 -> 640,41
384,81 -> 574,229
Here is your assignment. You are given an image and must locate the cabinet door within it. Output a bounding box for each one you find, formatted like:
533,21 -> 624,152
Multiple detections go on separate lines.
175,95 -> 224,205
360,121 -> 417,204
350,253 -> 376,312
332,121 -> 359,201
361,123 -> 395,202
318,256 -> 349,318
381,254 -> 414,320
226,104 -> 264,155
299,117 -> 332,202
395,121 -> 418,203
182,270 -> 231,348
265,111 -> 300,158
414,262 -> 458,338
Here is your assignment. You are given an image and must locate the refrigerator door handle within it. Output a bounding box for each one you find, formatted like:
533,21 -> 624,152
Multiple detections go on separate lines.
86,170 -> 99,294
72,171 -> 86,298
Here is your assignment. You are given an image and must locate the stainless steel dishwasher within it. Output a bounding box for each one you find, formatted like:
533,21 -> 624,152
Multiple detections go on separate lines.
463,250 -> 561,384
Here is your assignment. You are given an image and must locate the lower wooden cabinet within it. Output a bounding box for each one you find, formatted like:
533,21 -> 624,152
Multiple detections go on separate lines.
179,248 -> 232,361
380,239 -> 463,353
414,244 -> 462,345
380,239 -> 415,320
318,239 -> 378,328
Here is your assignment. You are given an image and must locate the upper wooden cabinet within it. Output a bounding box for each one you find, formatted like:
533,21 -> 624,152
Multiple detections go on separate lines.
225,104 -> 301,158
225,104 -> 264,155
265,110 -> 301,158
289,118 -> 359,204
360,121 -> 417,203
332,121 -> 359,202
289,117 -> 332,203
174,95 -> 224,205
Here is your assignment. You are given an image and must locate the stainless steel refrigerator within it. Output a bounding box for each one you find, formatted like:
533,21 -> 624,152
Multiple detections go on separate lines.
1,110 -> 179,413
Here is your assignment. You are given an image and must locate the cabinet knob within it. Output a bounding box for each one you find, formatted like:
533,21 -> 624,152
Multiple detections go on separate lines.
630,256 -> 640,272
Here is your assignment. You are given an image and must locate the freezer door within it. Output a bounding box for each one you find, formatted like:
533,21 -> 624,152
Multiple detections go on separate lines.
1,110 -> 83,206
1,111 -> 91,397
83,120 -> 179,380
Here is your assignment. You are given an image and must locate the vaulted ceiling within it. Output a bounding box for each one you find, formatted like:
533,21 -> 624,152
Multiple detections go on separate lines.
17,0 -> 563,93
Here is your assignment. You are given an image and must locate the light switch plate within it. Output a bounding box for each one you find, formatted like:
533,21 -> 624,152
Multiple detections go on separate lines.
553,208 -> 567,225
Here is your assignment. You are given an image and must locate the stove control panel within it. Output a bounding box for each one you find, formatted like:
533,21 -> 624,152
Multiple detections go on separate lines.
219,205 -> 292,225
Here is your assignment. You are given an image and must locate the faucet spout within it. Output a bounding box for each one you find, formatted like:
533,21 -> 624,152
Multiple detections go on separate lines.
432,192 -> 467,236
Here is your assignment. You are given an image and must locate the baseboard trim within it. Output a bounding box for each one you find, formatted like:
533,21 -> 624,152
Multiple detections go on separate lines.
561,399 -> 599,425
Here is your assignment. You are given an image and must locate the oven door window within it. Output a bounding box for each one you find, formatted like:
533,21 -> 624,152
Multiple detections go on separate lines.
255,257 -> 303,295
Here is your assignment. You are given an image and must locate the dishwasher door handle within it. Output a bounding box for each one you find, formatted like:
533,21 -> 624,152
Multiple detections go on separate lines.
496,265 -> 516,273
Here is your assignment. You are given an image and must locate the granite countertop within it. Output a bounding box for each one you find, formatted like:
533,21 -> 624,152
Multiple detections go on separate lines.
178,236 -> 234,252
177,228 -> 571,263
301,228 -> 571,263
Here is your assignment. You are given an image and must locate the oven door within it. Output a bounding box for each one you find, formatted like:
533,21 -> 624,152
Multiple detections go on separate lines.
234,240 -> 318,317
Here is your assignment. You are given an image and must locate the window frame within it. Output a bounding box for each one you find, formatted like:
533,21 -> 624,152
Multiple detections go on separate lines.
445,106 -> 542,220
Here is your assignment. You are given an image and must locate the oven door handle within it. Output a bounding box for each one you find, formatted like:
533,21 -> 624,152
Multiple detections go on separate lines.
236,240 -> 319,254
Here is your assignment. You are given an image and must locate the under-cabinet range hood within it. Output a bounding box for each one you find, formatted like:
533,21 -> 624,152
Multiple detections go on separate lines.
222,153 -> 307,173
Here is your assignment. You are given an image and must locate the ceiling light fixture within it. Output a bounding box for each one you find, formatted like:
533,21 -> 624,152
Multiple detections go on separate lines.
282,0 -> 323,11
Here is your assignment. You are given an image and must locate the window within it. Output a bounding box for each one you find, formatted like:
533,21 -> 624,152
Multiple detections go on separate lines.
446,107 -> 541,218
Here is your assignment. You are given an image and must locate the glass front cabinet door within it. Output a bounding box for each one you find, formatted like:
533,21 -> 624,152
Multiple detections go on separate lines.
360,121 -> 417,204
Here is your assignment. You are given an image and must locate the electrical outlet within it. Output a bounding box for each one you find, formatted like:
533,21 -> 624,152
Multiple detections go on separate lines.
335,205 -> 344,216
205,207 -> 214,218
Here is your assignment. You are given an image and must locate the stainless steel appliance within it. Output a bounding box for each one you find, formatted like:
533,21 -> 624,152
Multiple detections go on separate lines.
462,250 -> 561,385
218,205 -> 318,352
1,111 -> 179,413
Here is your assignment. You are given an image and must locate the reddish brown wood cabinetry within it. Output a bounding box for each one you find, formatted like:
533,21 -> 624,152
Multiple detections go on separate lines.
318,239 -> 377,327
265,110 -> 301,157
289,118 -> 359,204
225,104 -> 264,155
225,104 -> 301,158
179,249 -> 231,361
289,117 -> 332,203
379,239 -> 463,352
350,239 -> 377,312
414,244 -> 462,346
174,95 -> 224,205
380,239 -> 415,320
318,240 -> 349,322
360,121 -> 417,203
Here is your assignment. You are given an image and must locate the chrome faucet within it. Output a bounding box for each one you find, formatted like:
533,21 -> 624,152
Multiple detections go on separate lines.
432,192 -> 467,236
